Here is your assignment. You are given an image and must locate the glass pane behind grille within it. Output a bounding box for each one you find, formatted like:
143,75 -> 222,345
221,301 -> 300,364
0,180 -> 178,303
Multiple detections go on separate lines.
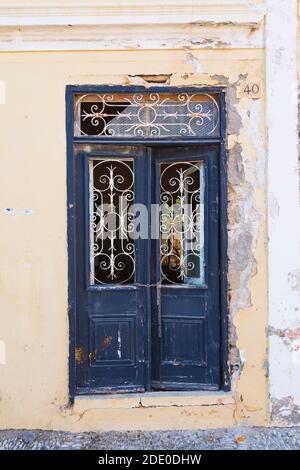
90,159 -> 135,285
160,161 -> 205,285
75,93 -> 219,138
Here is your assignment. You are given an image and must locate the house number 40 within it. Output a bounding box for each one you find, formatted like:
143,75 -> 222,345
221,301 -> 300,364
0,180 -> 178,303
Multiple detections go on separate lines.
244,83 -> 260,95
240,81 -> 262,98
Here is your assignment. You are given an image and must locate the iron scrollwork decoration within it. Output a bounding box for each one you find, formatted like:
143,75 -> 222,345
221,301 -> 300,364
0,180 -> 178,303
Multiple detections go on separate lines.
75,92 -> 219,138
160,161 -> 205,285
90,159 -> 135,285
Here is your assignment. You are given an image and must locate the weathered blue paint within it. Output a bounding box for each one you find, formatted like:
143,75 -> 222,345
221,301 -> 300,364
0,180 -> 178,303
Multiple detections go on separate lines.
219,92 -> 230,391
66,86 -> 76,402
150,146 -> 220,390
68,84 -> 225,95
74,147 -> 149,393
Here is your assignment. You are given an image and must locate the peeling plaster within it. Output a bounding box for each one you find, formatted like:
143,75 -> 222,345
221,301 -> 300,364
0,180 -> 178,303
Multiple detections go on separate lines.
3,208 -> 34,216
269,324 -> 300,351
211,74 -> 246,135
126,74 -> 172,85
208,73 -> 265,393
271,397 -> 300,424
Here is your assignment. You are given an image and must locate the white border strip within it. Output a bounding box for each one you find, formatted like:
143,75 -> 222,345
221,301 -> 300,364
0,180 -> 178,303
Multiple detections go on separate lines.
0,1 -> 266,27
266,0 -> 300,415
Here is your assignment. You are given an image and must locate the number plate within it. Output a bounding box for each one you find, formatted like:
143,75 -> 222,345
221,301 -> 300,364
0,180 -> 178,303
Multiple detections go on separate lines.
238,80 -> 263,99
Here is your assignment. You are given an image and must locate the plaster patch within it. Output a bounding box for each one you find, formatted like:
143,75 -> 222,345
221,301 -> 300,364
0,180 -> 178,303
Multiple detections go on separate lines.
244,100 -> 265,189
271,396 -> 300,424
0,341 -> 6,365
125,75 -> 149,86
269,324 -> 300,357
0,80 -> 6,104
228,143 -> 245,186
239,349 -> 246,365
269,192 -> 280,219
183,53 -> 204,73
22,209 -> 34,216
126,74 -> 172,85
130,74 -> 171,84
3,208 -> 34,216
287,270 -> 300,292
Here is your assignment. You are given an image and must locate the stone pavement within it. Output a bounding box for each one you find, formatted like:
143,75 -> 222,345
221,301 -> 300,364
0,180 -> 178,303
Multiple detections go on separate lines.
0,427 -> 300,450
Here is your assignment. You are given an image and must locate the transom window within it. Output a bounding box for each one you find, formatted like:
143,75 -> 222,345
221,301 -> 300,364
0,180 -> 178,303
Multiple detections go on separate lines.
74,92 -> 220,138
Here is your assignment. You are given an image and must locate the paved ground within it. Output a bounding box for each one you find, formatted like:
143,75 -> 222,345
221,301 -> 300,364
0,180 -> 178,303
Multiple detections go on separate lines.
0,427 -> 300,450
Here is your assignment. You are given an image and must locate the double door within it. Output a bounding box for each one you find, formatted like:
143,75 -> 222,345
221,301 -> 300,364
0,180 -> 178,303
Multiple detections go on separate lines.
74,144 -> 220,393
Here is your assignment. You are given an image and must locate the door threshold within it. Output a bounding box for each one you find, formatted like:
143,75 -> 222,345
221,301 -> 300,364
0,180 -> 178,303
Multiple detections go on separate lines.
73,390 -> 234,410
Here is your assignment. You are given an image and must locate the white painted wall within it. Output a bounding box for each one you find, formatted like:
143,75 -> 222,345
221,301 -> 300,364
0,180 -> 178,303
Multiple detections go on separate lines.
266,0 -> 300,419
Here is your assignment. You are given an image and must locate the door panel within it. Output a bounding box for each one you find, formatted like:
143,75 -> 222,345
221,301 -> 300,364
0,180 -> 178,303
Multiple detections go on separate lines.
75,146 -> 150,393
151,146 -> 220,390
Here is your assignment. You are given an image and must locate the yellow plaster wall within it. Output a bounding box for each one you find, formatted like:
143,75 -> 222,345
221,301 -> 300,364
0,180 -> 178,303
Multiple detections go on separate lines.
0,49 -> 268,430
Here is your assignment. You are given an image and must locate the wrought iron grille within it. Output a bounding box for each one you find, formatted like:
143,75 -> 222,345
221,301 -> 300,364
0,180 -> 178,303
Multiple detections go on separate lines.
74,92 -> 219,138
160,161 -> 205,285
90,159 -> 135,285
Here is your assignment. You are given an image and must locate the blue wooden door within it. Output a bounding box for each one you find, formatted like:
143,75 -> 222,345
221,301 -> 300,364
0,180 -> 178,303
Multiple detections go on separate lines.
74,144 -> 220,393
151,145 -> 220,390
75,146 -> 151,393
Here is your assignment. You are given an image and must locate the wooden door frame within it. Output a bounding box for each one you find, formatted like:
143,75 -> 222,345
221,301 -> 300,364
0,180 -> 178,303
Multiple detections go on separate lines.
66,85 -> 229,402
